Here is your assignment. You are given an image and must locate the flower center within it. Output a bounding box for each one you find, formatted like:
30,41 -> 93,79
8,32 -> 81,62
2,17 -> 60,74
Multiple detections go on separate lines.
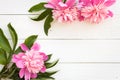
22,50 -> 44,73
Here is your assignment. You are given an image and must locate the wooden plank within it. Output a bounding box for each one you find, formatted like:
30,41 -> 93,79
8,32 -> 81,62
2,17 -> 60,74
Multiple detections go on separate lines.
1,63 -> 120,80
1,40 -> 120,62
0,15 -> 120,39
15,40 -> 120,62
54,63 -> 120,80
0,0 -> 45,14
0,0 -> 119,14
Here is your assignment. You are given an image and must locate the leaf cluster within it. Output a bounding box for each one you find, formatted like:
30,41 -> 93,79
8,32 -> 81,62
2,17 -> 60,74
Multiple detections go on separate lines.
29,2 -> 53,35
0,24 -> 58,80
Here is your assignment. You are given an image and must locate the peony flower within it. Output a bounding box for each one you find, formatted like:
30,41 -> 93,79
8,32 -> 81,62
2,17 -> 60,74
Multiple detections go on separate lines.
44,0 -> 79,22
78,0 -> 116,23
52,7 -> 78,22
12,43 -> 48,80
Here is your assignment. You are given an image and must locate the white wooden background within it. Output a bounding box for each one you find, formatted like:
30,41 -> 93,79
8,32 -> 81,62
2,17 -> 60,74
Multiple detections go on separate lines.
0,0 -> 120,80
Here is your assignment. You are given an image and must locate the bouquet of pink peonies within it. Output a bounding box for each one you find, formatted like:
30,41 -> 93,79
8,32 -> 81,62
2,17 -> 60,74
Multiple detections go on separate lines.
0,23 -> 58,80
29,0 -> 116,35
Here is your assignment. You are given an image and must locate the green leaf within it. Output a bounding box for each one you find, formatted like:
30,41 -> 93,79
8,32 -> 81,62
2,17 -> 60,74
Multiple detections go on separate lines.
29,2 -> 47,12
0,48 -> 7,65
63,0 -> 67,3
46,54 -> 52,62
39,71 -> 58,77
47,71 -> 58,76
39,77 -> 55,80
31,9 -> 51,21
15,35 -> 38,54
8,23 -> 18,51
44,12 -> 53,35
45,71 -> 58,76
14,47 -> 22,54
0,28 -> 12,53
32,77 -> 55,80
45,59 -> 59,68
24,35 -> 38,49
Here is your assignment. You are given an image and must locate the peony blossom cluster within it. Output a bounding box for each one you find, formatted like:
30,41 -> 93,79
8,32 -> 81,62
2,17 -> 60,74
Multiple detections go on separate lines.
44,0 -> 116,23
12,43 -> 48,80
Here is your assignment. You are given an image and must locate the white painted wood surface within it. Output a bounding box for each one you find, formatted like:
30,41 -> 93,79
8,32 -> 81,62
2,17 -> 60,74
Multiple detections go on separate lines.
0,15 -> 120,39
54,63 -> 120,80
0,0 -> 120,80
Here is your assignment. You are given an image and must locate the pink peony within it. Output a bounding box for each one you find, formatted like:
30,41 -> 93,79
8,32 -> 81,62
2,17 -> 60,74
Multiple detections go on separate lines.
78,0 -> 116,23
12,43 -> 48,80
52,7 -> 78,22
44,0 -> 78,22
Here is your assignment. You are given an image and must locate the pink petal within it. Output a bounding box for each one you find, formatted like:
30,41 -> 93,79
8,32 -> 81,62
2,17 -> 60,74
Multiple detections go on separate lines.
20,43 -> 29,51
19,68 -> 25,78
47,0 -> 61,8
49,0 -> 61,4
79,16 -> 84,21
104,0 -> 116,7
66,0 -> 75,7
108,10 -> 113,17
12,54 -> 18,62
79,0 -> 90,3
58,2 -> 67,7
41,66 -> 46,73
92,0 -> 106,5
31,73 -> 37,78
31,43 -> 40,51
78,11 -> 85,21
92,0 -> 98,5
77,2 -> 83,9
40,52 -> 48,61
12,53 -> 24,62
16,60 -> 25,68
25,69 -> 31,80
79,0 -> 91,6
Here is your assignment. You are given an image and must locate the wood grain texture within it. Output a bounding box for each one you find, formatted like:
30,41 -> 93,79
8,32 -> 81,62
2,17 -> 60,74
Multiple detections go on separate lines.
53,63 -> 120,80
0,0 -> 120,80
12,40 -> 120,62
0,15 -> 120,39
1,63 -> 120,80
0,0 -> 44,14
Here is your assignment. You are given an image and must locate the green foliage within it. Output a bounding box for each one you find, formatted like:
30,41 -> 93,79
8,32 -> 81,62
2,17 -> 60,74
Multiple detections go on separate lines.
29,2 -> 53,35
15,35 -> 38,53
29,2 -> 47,12
39,71 -> 58,77
31,9 -> 51,21
0,24 -> 39,79
46,54 -> 52,62
37,77 -> 55,80
0,24 -> 58,80
35,54 -> 59,80
44,12 -> 53,35
8,23 -> 18,51
63,0 -> 67,3
0,48 -> 7,65
45,59 -> 59,68
0,28 -> 12,53
24,35 -> 38,49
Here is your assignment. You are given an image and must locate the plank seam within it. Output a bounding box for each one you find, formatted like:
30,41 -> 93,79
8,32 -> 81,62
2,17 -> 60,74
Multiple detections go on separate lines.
60,62 -> 120,64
